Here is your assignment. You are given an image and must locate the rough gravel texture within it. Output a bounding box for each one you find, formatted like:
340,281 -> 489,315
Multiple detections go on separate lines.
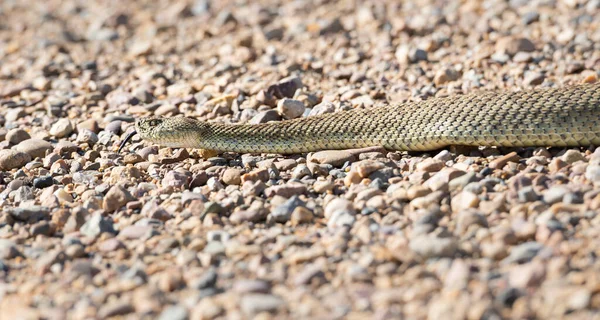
0,0 -> 599,319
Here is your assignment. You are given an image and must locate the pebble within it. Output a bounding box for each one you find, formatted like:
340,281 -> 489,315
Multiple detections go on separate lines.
249,110 -> 281,124
222,168 -> 242,185
240,294 -> 285,315
416,158 -> 445,172
14,139 -> 53,158
496,36 -> 535,55
291,206 -> 314,225
277,98 -> 305,119
6,128 -> 30,145
451,191 -> 480,212
292,164 -> 311,179
489,152 -> 520,169
158,305 -> 188,320
80,213 -> 115,238
0,239 -> 21,259
409,235 -> 458,258
0,150 -> 31,170
434,68 -> 459,85
523,72 -> 545,86
310,150 -> 354,166
103,185 -> 135,212
77,119 -> 100,133
49,119 -> 74,138
271,196 -> 304,223
503,242 -> 544,264
264,183 -> 306,198
162,171 -> 191,189
233,279 -> 271,294
105,120 -> 123,135
560,150 -> 585,164
309,101 -> 335,116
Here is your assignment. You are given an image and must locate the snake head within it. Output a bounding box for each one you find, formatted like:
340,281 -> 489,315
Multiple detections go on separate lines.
134,117 -> 206,148
135,118 -> 163,140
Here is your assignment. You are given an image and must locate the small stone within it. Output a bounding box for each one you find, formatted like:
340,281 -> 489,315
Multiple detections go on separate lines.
325,198 -> 356,219
310,150 -> 354,167
496,37 -> 535,56
14,139 -> 53,158
233,279 -> 271,294
503,242 -> 544,264
6,129 -> 30,145
80,213 -> 115,238
269,76 -> 303,98
0,239 -> 21,259
434,68 -> 459,85
542,186 -> 569,204
451,191 -> 480,212
129,40 -> 152,56
352,160 -> 385,178
457,210 -> 488,233
518,186 -> 538,202
162,171 -> 191,189
277,98 -> 305,119
249,110 -> 281,124
568,289 -> 591,310
291,206 -> 314,225
97,301 -> 134,319
77,119 -> 100,133
154,104 -> 180,116
49,119 -> 73,138
560,150 -> 585,164
313,180 -> 334,193
271,196 -> 304,223
264,183 -> 306,198
585,164 -> 600,184
103,185 -> 135,212
5,108 -> 26,122
98,238 -> 124,252
240,294 -> 285,315
416,158 -> 445,172
119,225 -> 152,239
309,101 -> 335,116
0,150 -> 31,170
513,51 -> 532,63
489,152 -> 520,169
222,168 -> 242,185
292,164 -> 311,179
55,141 -> 79,154
105,120 -> 123,135
327,211 -> 356,229
409,234 -> 458,258
30,221 -> 52,237
191,298 -> 224,320
158,305 -> 188,320
523,72 -> 545,86
133,87 -> 154,103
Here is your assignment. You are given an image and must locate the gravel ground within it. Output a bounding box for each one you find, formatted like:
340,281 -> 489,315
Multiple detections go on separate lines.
0,0 -> 599,319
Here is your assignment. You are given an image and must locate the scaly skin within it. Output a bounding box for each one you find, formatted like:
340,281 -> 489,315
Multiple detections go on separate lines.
134,83 -> 600,154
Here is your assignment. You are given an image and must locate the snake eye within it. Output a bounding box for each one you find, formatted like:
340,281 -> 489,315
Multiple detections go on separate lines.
149,119 -> 162,126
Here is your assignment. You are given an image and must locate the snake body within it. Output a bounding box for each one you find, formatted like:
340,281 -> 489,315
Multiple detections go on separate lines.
133,83 -> 600,153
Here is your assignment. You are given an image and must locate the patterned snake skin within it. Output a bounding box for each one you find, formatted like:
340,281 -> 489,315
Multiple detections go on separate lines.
132,83 -> 600,153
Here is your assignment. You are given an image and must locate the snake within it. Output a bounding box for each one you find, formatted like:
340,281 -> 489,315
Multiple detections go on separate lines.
119,83 -> 600,154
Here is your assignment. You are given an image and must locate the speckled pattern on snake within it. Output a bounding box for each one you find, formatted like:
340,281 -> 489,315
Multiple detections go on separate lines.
129,83 -> 600,154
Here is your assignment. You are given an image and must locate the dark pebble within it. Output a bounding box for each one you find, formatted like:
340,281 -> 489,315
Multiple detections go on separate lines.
33,176 -> 54,189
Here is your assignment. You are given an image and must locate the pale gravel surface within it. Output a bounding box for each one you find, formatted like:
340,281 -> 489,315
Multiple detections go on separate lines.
0,0 -> 599,319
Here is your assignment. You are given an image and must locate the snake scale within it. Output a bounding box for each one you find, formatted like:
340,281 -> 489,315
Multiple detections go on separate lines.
123,83 -> 600,154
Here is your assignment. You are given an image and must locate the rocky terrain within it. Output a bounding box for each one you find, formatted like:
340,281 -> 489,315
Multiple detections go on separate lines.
0,0 -> 599,319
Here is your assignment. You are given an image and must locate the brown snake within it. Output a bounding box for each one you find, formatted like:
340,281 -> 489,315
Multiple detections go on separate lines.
119,83 -> 600,154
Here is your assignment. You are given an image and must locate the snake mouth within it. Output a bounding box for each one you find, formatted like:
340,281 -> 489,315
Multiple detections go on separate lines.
117,130 -> 137,153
